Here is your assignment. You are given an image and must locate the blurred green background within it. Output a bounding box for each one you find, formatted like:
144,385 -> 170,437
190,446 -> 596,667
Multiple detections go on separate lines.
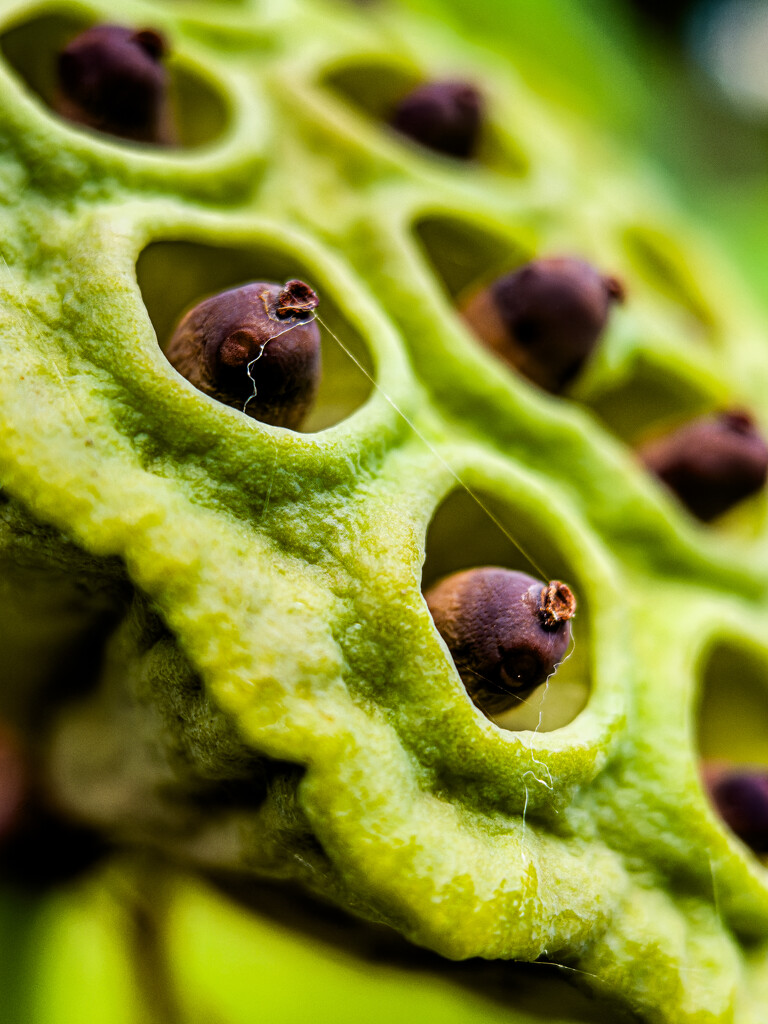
408,0 -> 768,315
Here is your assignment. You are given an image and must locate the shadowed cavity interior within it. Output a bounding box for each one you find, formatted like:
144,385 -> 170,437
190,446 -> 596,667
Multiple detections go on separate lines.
622,226 -> 715,336
582,355 -> 717,444
324,62 -> 528,174
324,60 -> 421,121
413,214 -> 531,300
697,638 -> 768,860
698,640 -> 768,767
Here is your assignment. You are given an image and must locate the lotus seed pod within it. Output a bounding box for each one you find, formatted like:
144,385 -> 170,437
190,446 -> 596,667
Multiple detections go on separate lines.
165,280 -> 321,429
639,410 -> 768,521
4,0 -> 768,1022
461,258 -> 624,392
55,24 -> 174,144
424,568 -> 576,715
389,79 -> 484,158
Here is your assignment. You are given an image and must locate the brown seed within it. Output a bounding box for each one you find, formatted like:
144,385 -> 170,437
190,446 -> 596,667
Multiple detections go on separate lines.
165,280 -> 321,430
55,24 -> 175,145
704,766 -> 768,854
389,80 -> 484,159
424,567 -> 576,717
639,410 -> 768,521
460,257 -> 624,392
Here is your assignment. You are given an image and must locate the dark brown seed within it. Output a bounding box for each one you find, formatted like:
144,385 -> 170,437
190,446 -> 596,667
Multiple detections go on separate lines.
424,567 -> 576,717
165,280 -> 321,430
639,410 -> 768,522
460,257 -> 624,392
389,80 -> 484,159
55,24 -> 175,145
705,768 -> 768,854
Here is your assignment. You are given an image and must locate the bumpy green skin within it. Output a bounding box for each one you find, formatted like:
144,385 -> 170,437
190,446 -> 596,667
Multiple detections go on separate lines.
3,0 -> 768,1021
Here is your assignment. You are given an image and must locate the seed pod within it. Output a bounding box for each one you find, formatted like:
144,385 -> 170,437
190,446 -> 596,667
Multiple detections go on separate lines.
424,567 -> 576,716
639,410 -> 768,522
706,769 -> 768,854
389,80 -> 484,159
55,24 -> 175,145
460,257 -> 624,393
165,280 -> 321,430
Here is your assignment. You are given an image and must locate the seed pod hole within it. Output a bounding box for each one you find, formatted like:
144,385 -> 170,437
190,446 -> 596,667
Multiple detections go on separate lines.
55,23 -> 175,144
137,241 -> 373,431
580,351 -> 716,443
422,488 -> 590,730
0,11 -> 86,107
413,214 -> 531,300
166,280 -> 322,430
698,641 -> 768,856
324,61 -> 422,121
324,62 -> 527,172
623,226 -> 716,335
698,641 -> 768,769
386,79 -> 526,171
0,13 -> 228,148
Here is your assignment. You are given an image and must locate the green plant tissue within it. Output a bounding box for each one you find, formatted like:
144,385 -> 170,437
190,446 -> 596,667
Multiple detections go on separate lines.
2,0 -> 768,1022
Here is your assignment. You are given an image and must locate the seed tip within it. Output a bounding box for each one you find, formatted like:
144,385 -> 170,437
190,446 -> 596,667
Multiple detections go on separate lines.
539,581 -> 576,628
275,280 -> 319,320
604,275 -> 626,304
720,409 -> 754,435
132,28 -> 168,61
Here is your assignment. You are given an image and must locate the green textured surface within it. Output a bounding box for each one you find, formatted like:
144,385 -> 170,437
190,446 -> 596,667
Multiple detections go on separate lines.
2,0 -> 768,1021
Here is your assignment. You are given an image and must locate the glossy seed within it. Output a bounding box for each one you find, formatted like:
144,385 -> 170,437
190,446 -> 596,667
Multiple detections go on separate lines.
165,280 -> 321,430
424,567 -> 576,716
460,257 -> 624,392
706,769 -> 768,854
56,24 -> 174,144
389,80 -> 484,159
639,410 -> 768,522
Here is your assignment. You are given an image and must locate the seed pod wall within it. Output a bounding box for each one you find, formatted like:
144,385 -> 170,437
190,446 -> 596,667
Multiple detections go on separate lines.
2,1 -> 768,1022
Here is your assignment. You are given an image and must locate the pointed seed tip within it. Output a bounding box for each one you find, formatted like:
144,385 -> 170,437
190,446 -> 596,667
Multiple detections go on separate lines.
539,581 -> 576,628
604,275 -> 626,304
275,279 -> 319,319
132,28 -> 168,60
